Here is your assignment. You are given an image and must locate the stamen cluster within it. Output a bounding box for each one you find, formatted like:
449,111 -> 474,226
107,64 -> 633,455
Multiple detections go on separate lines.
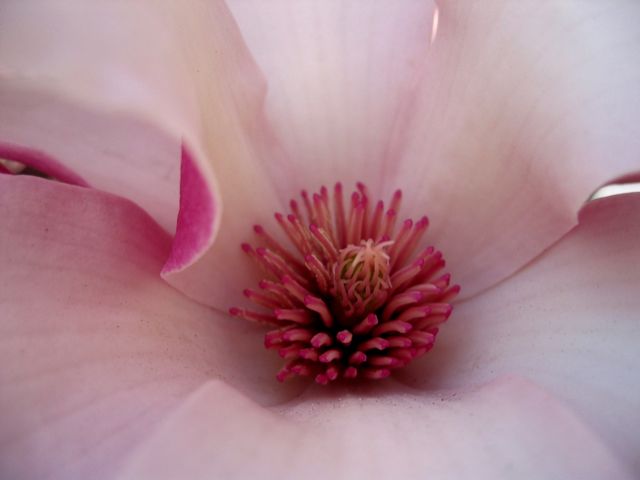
230,183 -> 459,385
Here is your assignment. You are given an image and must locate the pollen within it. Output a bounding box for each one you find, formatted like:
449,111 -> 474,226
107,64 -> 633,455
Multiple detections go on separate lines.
230,182 -> 460,385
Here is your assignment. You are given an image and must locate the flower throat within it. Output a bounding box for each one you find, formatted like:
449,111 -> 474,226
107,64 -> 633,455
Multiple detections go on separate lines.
230,182 -> 459,385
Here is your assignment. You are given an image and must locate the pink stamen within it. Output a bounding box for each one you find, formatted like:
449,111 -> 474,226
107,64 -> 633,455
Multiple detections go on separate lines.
382,290 -> 423,320
414,314 -> 450,330
356,182 -> 370,237
274,213 -> 307,257
387,336 -> 413,348
389,219 -> 413,263
232,183 -> 459,385
313,190 -> 336,244
274,308 -> 313,325
390,258 -> 425,291
304,254 -> 331,292
381,209 -> 398,239
337,330 -> 353,345
309,224 -> 339,261
278,344 -> 302,360
368,356 -> 402,367
259,280 -> 295,308
253,224 -> 305,272
353,313 -> 379,334
372,320 -> 413,336
304,295 -> 334,328
396,305 -> 432,324
442,285 -> 462,302
319,349 -> 342,363
326,366 -> 339,381
300,190 -> 315,224
258,248 -> 309,287
282,328 -> 314,343
305,254 -> 332,281
320,185 -> 330,204
362,368 -> 391,380
299,348 -> 319,361
392,216 -> 430,271
347,194 -> 365,245
389,189 -> 402,216
408,330 -> 436,346
427,303 -> 454,315
358,337 -> 390,351
276,367 -> 292,383
288,215 -> 316,256
349,351 -> 367,365
390,348 -> 414,362
264,330 -> 284,348
228,307 -> 279,326
243,289 -> 281,310
409,283 -> 443,299
431,273 -> 451,290
356,182 -> 370,200
344,366 -> 358,379
310,332 -> 332,348
289,199 -> 302,219
281,274 -> 311,303
333,182 -> 347,248
414,255 -> 446,285
291,363 -> 312,376
369,200 -> 385,240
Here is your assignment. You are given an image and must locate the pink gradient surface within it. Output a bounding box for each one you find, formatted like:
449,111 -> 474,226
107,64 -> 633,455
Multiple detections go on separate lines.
162,145 -> 217,274
0,142 -> 89,186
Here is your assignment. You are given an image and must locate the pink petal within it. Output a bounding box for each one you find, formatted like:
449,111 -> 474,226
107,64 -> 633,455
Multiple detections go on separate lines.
0,143 -> 88,186
227,0 -> 437,191
0,176 -> 302,480
0,1 -> 289,306
119,377 -> 630,479
1,1 -> 193,230
161,145 -> 217,274
391,0 -> 640,296
401,193 -> 640,471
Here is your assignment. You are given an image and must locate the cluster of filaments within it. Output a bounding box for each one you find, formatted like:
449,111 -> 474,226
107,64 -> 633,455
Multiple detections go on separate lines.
230,183 -> 459,385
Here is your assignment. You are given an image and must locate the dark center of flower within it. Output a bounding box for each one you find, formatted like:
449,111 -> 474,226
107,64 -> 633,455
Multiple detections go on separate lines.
230,182 -> 459,385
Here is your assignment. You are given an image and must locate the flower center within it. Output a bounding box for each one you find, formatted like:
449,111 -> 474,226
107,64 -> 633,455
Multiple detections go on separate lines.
333,239 -> 392,324
230,182 -> 459,385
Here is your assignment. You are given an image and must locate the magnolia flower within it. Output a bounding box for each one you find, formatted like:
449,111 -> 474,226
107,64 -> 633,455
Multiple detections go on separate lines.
1,1 -> 639,479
